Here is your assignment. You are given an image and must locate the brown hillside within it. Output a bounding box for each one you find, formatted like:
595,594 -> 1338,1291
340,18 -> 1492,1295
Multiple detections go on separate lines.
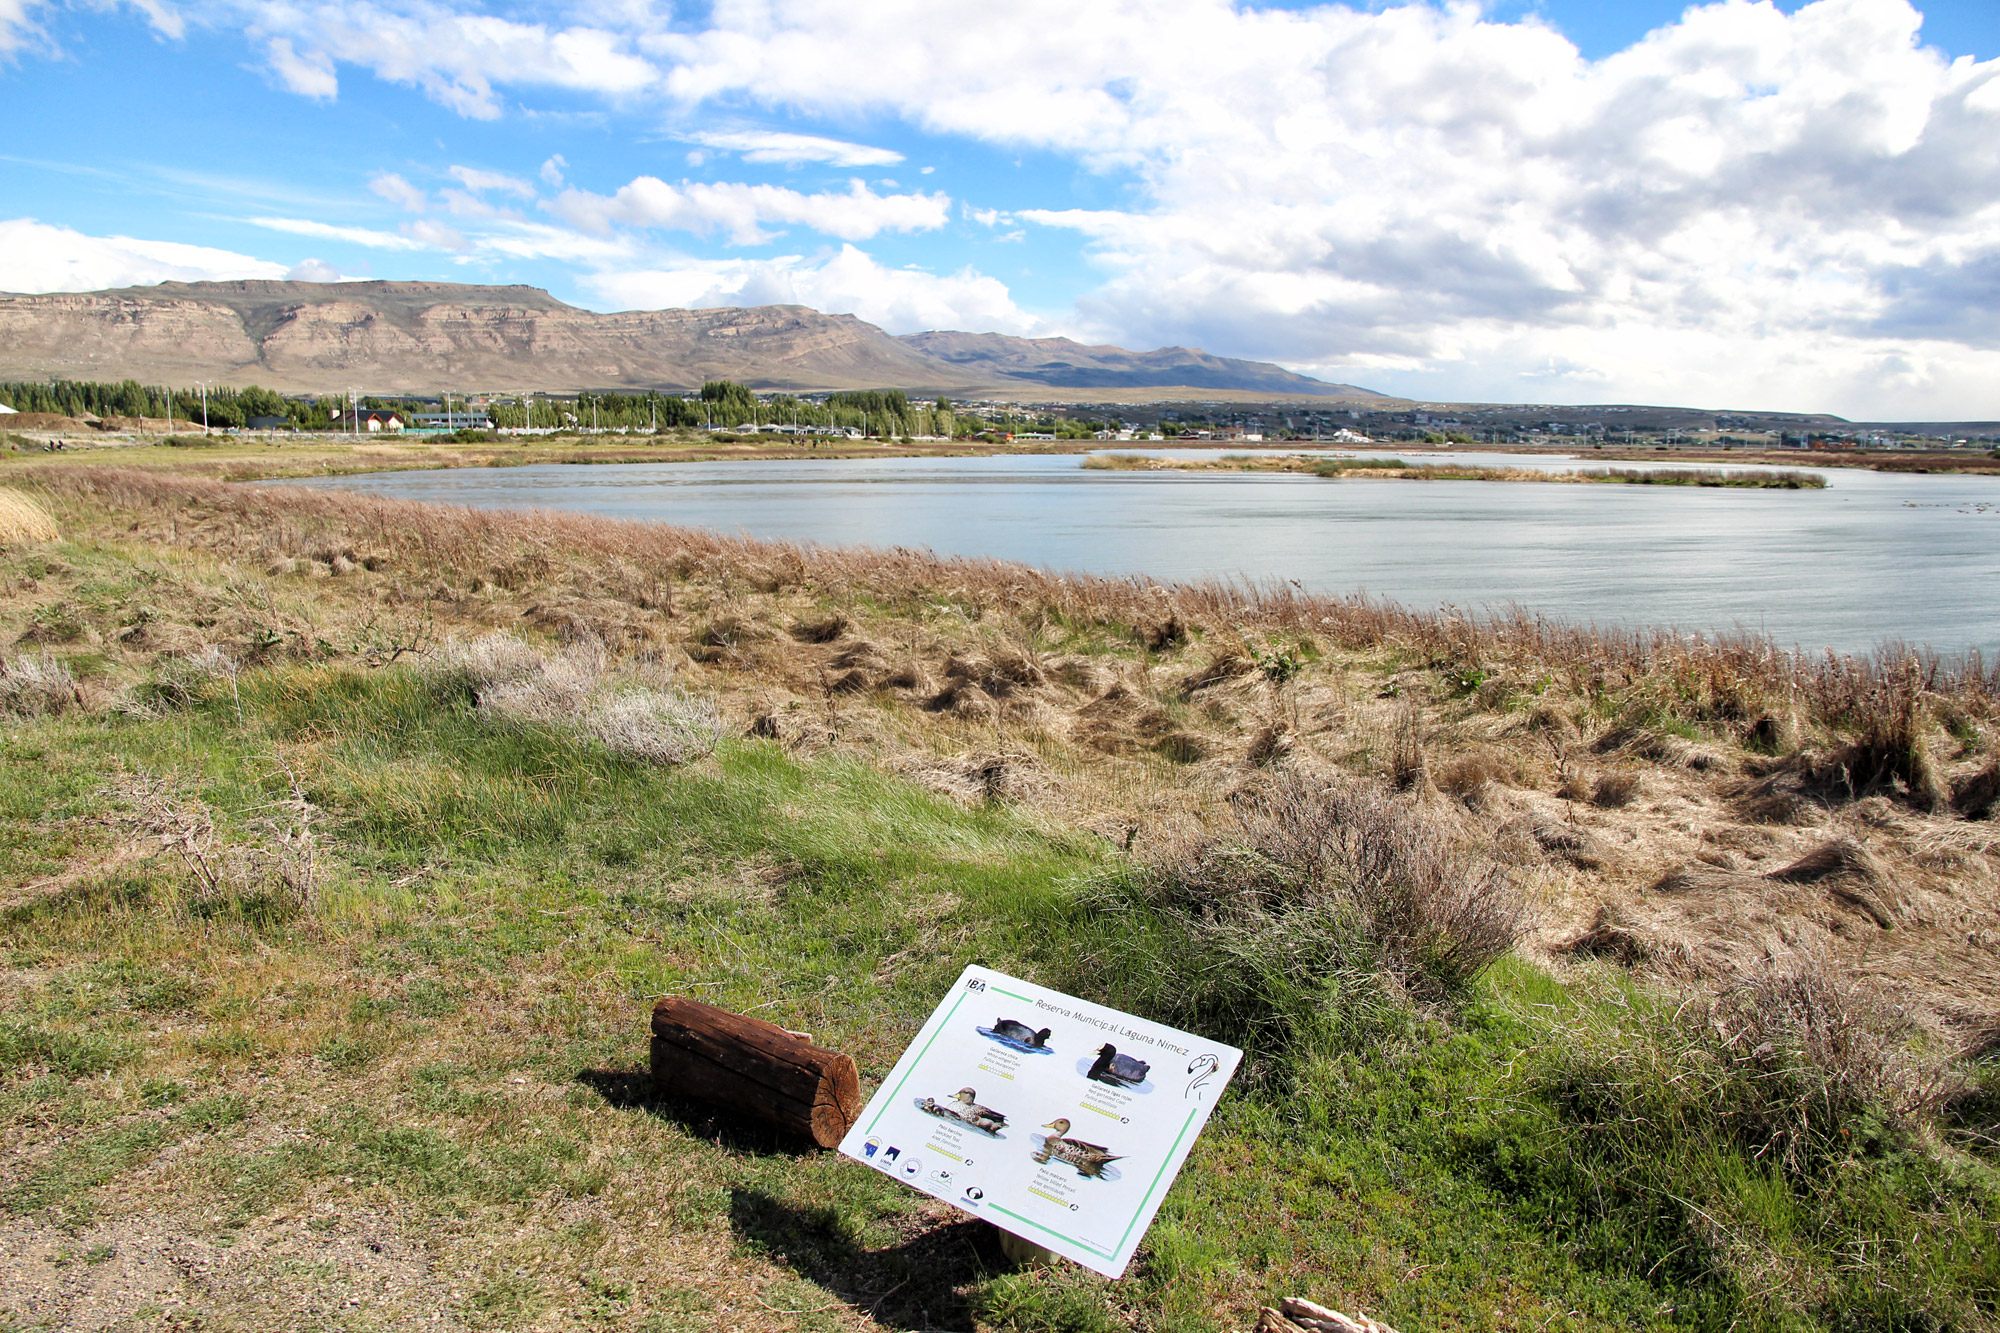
0,280 -> 1378,400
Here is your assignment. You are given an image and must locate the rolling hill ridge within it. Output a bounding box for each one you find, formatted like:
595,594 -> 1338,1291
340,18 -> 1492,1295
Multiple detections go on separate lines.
0,280 -> 1386,400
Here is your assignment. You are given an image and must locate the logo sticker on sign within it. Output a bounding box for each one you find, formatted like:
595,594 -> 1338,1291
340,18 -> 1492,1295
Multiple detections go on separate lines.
838,964 -> 1242,1279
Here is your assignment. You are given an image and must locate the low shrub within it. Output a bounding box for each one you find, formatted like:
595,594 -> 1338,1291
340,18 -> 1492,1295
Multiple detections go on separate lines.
1066,772 -> 1522,1055
0,652 -> 83,717
423,633 -> 722,766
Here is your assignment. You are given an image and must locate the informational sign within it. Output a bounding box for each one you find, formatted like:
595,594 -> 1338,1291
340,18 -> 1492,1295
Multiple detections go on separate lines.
838,964 -> 1242,1279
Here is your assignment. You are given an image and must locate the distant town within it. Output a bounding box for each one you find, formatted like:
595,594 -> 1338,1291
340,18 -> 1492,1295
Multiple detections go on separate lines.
3,376 -> 1995,452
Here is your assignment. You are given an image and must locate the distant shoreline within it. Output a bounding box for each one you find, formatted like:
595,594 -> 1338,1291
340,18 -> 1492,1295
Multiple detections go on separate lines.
1081,452 -> 1829,488
4,425 -> 1997,486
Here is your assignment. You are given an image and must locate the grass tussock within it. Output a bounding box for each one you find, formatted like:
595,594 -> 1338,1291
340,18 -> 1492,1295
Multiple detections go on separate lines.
0,651 -> 85,717
24,467 -> 1991,738
0,486 -> 61,542
422,632 -> 723,766
1480,956 -> 1990,1329
1070,771 -> 1522,1055
3,460 -> 1999,1331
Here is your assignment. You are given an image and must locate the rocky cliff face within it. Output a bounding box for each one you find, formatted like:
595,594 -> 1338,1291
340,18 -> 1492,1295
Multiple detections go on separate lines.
0,280 -> 1373,399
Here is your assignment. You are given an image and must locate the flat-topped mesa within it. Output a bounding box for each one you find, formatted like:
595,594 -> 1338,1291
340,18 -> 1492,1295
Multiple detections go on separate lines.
0,278 -> 1382,399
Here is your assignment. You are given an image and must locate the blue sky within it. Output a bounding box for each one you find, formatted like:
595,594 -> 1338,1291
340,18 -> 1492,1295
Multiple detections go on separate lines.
3,0 -> 1999,417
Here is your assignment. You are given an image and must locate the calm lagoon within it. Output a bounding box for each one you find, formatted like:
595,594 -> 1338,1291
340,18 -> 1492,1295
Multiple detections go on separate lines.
288,451 -> 2000,658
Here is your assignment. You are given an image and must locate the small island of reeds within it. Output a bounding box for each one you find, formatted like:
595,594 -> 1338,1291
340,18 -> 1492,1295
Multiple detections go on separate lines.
1084,451 -> 1827,487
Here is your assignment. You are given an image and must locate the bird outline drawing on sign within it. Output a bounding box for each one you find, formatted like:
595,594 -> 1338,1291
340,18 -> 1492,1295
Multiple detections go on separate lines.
1185,1053 -> 1220,1099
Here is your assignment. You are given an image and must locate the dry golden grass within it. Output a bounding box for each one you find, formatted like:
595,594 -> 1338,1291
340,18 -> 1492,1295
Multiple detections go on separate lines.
8,464 -> 2000,1039
7,462 -> 2000,1330
0,486 -> 59,543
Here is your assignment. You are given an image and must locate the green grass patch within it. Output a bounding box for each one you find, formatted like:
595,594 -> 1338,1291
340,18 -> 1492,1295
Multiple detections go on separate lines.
2,653 -> 1994,1329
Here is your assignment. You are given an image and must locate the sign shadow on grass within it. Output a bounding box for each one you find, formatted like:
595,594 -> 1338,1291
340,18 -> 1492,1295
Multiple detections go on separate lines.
727,1186 -> 1010,1331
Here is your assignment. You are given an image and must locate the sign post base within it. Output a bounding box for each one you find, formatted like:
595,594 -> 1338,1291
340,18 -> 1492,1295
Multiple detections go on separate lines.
993,1224 -> 1061,1269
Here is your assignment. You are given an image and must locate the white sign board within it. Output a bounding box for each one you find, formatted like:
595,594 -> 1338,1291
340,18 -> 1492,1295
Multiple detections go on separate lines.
838,964 -> 1242,1279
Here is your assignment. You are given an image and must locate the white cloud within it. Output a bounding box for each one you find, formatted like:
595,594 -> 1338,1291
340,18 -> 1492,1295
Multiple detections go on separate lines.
550,176 -> 950,244
124,0 -> 185,40
625,0 -> 2000,417
469,221 -> 634,263
26,0 -> 2000,413
247,216 -> 427,249
368,171 -> 428,212
686,130 -> 902,167
265,36 -> 336,99
402,217 -> 468,251
0,0 -> 44,54
448,164 -> 535,197
0,217 -> 287,291
284,257 -> 343,281
235,4 -> 656,118
582,244 -> 1044,335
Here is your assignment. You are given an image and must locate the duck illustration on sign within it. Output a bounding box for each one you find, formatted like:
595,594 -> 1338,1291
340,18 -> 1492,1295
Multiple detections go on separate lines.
917,1087 -> 1009,1135
1084,1043 -> 1152,1089
977,1017 -> 1054,1052
1031,1119 -> 1123,1178
838,964 -> 1243,1280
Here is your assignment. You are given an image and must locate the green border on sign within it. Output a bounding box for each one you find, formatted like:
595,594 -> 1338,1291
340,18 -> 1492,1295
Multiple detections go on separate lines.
864,978 -> 977,1136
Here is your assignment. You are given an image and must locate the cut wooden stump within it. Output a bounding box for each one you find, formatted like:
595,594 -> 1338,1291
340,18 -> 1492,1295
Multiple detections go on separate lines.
649,995 -> 862,1148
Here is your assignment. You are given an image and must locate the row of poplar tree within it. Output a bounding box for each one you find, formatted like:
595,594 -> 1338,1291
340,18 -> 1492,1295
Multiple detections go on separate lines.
0,378 -> 998,437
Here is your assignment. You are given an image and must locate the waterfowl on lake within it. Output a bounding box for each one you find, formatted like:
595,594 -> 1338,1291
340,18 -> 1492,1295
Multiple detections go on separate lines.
989,1018 -> 1053,1048
1087,1043 -> 1151,1086
1034,1118 -> 1123,1177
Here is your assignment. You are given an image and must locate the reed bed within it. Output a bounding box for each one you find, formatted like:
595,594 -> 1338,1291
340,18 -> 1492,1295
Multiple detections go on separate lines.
1082,454 -> 1822,487
1312,460 -> 1824,487
27,467 -> 1993,737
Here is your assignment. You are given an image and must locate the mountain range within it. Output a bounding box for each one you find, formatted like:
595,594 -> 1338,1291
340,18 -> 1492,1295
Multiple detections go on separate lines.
0,280 -> 1384,401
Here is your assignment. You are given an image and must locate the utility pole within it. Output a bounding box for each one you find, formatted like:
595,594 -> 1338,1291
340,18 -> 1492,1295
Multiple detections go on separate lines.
196,381 -> 208,435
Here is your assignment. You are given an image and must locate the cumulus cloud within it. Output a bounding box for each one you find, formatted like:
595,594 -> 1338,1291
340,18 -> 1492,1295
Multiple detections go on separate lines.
627,0 -> 2000,416
234,3 -> 656,118
0,218 -> 288,291
582,244 -> 1043,335
686,130 -> 903,167
35,0 -> 2000,413
550,176 -> 950,244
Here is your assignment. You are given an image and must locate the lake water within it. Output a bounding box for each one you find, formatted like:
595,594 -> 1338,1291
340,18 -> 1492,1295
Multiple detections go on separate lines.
288,450 -> 2000,657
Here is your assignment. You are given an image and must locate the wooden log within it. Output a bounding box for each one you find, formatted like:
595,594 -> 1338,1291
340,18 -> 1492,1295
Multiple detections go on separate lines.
649,995 -> 862,1148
